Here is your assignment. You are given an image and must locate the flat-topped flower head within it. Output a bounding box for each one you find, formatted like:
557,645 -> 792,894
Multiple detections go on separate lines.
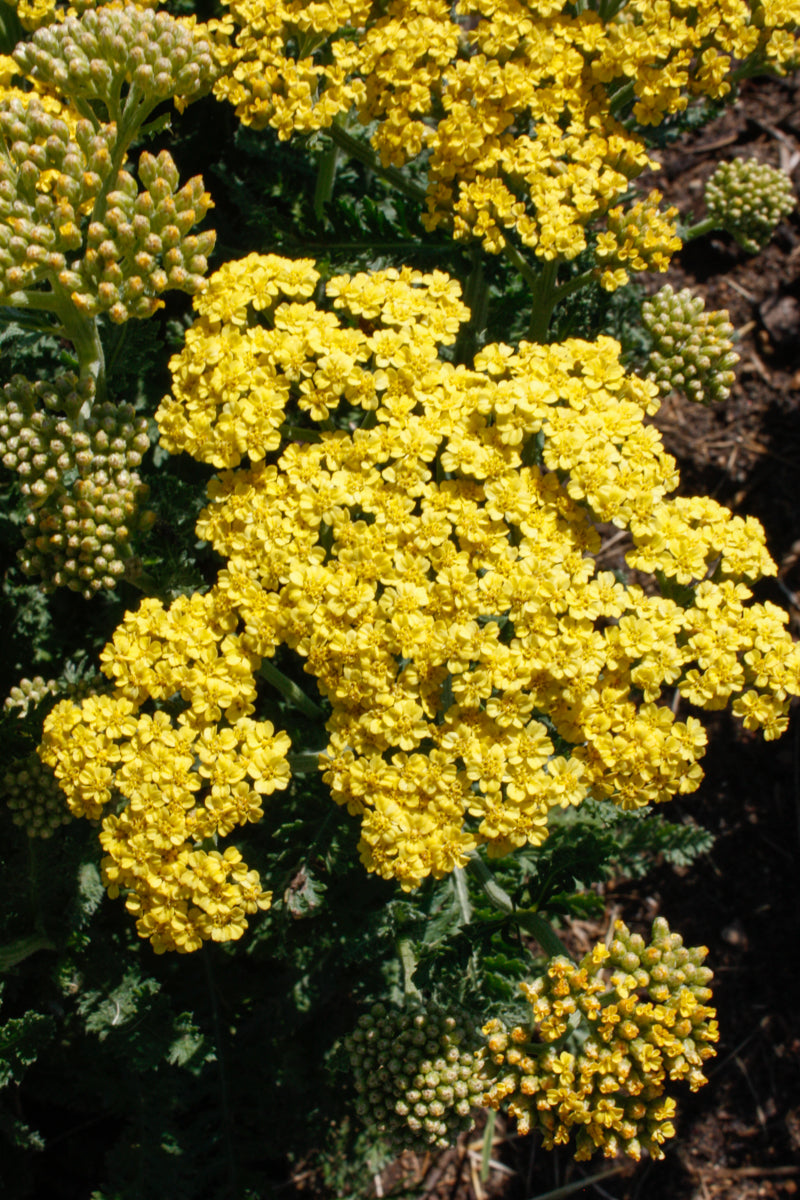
39,587 -> 290,951
131,256 -> 800,892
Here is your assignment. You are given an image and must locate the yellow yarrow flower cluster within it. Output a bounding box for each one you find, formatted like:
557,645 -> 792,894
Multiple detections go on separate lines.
210,0 -> 799,264
39,589 -> 291,952
483,917 -> 719,1162
594,190 -> 682,293
143,255 -> 800,892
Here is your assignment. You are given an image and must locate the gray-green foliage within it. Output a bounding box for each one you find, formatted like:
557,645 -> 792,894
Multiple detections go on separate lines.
0,981 -> 54,1089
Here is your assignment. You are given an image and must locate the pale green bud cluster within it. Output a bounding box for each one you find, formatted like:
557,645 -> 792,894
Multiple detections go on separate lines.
0,95 -> 214,321
705,156 -> 795,253
73,149 -> 214,322
3,676 -> 58,717
344,1002 -> 487,1151
0,371 -> 155,596
19,460 -> 154,596
0,97 -> 102,297
0,372 -> 149,499
642,284 -> 739,404
13,6 -> 217,117
2,750 -> 71,838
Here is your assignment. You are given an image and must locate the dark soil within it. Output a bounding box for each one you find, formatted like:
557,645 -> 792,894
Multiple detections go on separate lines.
300,76 -> 800,1200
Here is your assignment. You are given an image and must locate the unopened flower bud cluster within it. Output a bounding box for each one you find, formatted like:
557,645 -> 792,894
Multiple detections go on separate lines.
0,95 -> 214,322
13,6 -> 216,115
4,675 -> 59,717
345,1001 -> 487,1151
642,285 -> 739,405
0,371 -> 155,596
2,672 -> 86,838
483,918 -> 718,1162
704,157 -> 795,254
2,0 -> 156,33
3,751 -> 71,837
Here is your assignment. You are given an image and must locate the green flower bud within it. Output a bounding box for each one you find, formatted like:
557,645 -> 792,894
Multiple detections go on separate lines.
642,284 -> 739,405
705,156 -> 795,253
343,1000 -> 488,1152
13,6 -> 217,119
2,751 -> 71,838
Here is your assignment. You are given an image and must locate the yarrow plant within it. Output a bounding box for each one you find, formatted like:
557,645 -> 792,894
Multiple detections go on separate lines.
1,0 -> 798,1189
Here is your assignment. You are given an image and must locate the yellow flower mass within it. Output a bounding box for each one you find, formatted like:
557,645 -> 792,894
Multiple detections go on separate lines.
39,589 -> 290,952
41,255 -> 800,942
210,0 -> 799,272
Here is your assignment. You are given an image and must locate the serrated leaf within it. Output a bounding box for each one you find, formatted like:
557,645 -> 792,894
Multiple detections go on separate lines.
0,1011 -> 55,1087
285,864 -> 327,918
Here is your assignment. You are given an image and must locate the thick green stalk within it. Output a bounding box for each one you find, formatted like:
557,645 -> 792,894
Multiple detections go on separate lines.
499,235 -> 539,294
92,84 -> 159,228
480,1109 -> 496,1183
0,3 -> 23,54
598,0 -> 629,20
551,268 -> 596,306
527,259 -> 560,342
327,121 -> 428,205
515,910 -> 572,960
608,78 -> 636,119
396,935 -> 422,1000
454,244 -> 489,363
0,933 -> 55,972
259,659 -> 326,719
452,866 -> 472,925
314,142 -> 341,220
288,750 -> 326,774
11,283 -> 106,407
51,282 -> 107,408
683,215 -> 720,241
466,853 -> 515,914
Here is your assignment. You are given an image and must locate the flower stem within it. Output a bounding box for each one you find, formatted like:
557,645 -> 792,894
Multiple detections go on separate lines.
452,866 -> 472,925
327,121 -> 428,205
466,853 -> 515,914
527,259 -> 560,342
314,141 -> 341,220
515,910 -> 572,960
500,235 -> 539,294
288,750 -> 326,774
396,935 -> 421,1000
454,243 -> 489,363
259,659 -> 326,719
683,215 -> 720,241
551,268 -> 596,306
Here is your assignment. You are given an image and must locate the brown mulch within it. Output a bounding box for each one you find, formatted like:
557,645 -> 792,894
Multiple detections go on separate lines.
295,74 -> 800,1200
